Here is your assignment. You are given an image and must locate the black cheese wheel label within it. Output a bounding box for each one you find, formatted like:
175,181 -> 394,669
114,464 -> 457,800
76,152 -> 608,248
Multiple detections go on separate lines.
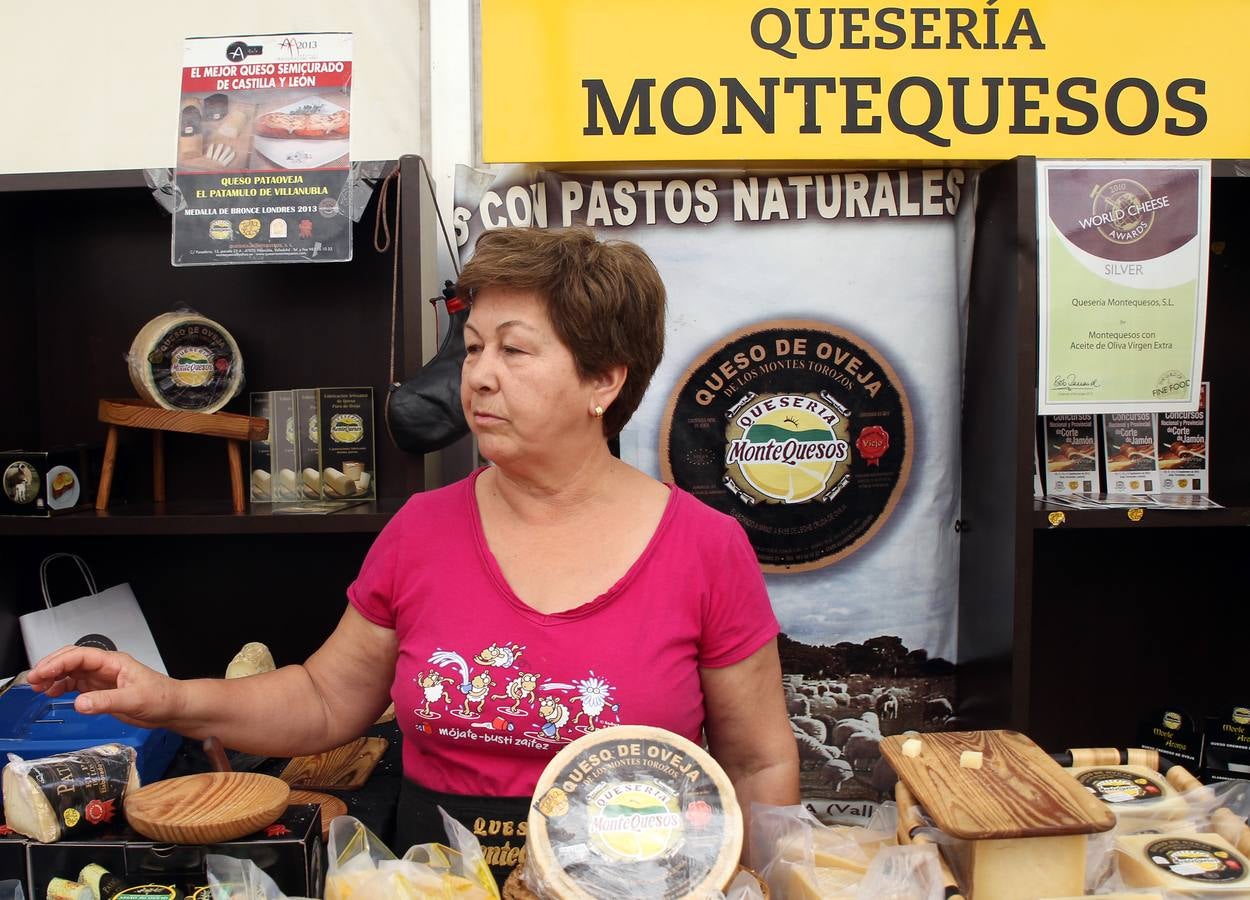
661,319 -> 912,572
1078,768 -> 1165,804
528,726 -> 742,899
1146,838 -> 1246,883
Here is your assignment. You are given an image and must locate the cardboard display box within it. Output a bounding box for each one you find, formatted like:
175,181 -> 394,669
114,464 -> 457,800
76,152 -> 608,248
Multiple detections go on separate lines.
0,447 -> 92,517
26,803 -> 322,898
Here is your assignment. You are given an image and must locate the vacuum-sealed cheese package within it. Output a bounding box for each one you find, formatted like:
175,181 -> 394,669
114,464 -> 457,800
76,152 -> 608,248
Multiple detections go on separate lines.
2,743 -> 139,842
523,725 -> 743,899
324,812 -> 497,899
127,309 -> 244,414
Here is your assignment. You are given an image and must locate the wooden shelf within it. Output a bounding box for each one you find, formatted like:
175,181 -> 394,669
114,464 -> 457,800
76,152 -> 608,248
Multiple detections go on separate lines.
0,498 -> 407,537
1032,501 -> 1250,530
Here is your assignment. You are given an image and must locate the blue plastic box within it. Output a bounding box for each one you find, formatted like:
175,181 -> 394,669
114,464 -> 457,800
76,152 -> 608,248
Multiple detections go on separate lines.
0,684 -> 181,800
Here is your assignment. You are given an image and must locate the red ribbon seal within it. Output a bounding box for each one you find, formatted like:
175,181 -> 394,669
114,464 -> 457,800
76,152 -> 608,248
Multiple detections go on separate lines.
84,798 -> 116,825
856,426 -> 890,466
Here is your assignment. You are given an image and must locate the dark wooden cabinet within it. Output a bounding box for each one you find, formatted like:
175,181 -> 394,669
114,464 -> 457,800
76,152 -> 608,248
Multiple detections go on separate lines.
959,157 -> 1250,753
0,158 -> 435,679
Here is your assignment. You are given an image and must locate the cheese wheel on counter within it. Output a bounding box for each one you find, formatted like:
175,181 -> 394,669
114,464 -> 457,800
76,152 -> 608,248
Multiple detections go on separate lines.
2,743 -> 140,842
1116,831 -> 1250,892
128,311 -> 243,414
1066,764 -> 1190,829
526,725 -> 742,899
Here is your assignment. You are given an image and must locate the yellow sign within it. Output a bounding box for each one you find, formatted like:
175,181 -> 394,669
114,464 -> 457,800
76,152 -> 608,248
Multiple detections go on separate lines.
481,0 -> 1250,162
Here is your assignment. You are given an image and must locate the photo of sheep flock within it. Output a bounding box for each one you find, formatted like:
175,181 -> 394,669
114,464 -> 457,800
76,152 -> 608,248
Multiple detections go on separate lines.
780,633 -> 956,822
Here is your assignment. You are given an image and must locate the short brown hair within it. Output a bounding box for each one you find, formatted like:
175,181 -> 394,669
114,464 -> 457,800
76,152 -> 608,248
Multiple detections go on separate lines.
456,227 -> 666,439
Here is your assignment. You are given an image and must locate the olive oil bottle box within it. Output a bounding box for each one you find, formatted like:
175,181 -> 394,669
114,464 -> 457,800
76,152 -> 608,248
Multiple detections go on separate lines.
295,388 -> 322,500
317,386 -> 375,500
271,390 -> 301,501
248,392 -> 273,503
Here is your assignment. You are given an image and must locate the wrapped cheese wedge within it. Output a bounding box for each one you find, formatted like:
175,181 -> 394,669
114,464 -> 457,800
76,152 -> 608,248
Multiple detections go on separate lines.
3,743 -> 139,842
1116,830 -> 1250,893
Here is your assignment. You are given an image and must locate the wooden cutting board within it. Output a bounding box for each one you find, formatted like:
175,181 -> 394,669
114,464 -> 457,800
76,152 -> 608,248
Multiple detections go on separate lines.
125,772 -> 290,843
287,789 -> 348,843
880,729 -> 1116,840
279,736 -> 388,791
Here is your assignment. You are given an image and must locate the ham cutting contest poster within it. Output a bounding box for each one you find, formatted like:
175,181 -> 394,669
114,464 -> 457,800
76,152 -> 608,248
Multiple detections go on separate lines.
455,166 -> 977,819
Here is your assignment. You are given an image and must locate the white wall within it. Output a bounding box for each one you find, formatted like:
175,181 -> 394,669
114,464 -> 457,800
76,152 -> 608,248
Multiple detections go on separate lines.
0,0 -> 426,173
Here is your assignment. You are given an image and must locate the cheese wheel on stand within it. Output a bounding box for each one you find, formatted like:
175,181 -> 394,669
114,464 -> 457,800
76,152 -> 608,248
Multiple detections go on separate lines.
524,725 -> 742,899
128,311 -> 243,414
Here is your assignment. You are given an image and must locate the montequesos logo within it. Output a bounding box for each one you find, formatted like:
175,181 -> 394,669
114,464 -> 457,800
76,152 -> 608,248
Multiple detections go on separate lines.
329,413 -> 364,443
724,393 -> 850,503
661,319 -> 912,572
169,347 -> 215,387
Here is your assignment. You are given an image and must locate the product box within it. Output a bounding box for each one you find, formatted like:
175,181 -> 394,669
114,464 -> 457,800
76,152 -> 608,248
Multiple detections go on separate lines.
1203,703 -> 1250,785
317,386 -> 376,500
0,828 -> 29,895
25,803 -> 322,899
248,391 -> 273,503
270,391 -> 300,501
1137,706 -> 1204,772
0,446 -> 92,517
295,388 -> 322,500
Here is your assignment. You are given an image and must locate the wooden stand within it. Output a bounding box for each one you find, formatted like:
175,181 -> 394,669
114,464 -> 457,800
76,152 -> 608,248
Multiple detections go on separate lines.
96,398 -> 269,513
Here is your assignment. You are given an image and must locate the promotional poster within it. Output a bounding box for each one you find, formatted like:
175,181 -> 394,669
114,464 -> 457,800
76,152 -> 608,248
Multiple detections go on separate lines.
173,32 -> 353,265
455,166 -> 975,819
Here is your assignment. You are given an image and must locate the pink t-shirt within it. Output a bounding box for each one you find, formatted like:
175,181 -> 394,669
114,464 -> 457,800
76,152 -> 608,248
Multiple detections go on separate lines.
348,468 -> 779,797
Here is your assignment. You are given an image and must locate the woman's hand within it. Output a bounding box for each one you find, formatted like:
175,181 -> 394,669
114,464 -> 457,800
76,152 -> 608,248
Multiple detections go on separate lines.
27,645 -> 185,730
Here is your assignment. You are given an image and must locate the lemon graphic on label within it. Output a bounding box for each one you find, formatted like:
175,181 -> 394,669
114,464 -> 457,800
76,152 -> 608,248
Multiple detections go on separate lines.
170,346 -> 215,387
586,781 -> 684,863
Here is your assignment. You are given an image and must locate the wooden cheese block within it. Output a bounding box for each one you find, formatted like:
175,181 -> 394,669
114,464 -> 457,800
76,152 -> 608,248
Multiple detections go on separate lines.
880,730 -> 1115,839
287,789 -> 348,843
279,736 -> 388,791
526,725 -> 742,900
124,772 -> 290,843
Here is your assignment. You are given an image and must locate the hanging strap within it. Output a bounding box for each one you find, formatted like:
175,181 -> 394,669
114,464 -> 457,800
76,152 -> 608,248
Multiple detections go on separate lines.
39,553 -> 98,610
374,164 -> 403,386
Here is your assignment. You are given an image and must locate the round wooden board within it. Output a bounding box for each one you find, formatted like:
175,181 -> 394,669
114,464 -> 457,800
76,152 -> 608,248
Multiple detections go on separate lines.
288,789 -> 348,842
125,771 -> 290,843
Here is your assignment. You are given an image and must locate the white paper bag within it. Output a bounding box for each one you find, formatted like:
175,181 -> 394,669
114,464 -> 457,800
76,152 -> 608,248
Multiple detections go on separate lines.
19,553 -> 168,674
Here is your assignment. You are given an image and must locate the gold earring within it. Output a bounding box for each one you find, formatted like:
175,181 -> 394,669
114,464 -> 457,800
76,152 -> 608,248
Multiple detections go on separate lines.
593,405 -> 605,418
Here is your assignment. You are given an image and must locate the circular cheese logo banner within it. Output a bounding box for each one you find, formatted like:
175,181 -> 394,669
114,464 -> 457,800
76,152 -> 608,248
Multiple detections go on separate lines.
661,319 -> 912,572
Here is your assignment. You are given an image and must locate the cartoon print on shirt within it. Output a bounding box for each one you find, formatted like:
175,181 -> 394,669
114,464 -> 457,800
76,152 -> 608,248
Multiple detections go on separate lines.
491,671 -> 540,715
454,671 -> 494,718
429,648 -> 473,693
536,695 -> 571,741
415,646 -> 623,746
570,672 -> 620,733
414,670 -> 454,719
474,642 -> 524,668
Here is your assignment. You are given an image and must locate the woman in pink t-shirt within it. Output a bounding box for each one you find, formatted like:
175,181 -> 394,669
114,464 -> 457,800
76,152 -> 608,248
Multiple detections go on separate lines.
29,226 -> 799,883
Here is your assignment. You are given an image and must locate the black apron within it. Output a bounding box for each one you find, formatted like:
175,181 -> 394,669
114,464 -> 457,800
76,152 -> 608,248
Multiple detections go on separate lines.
396,777 -> 532,890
